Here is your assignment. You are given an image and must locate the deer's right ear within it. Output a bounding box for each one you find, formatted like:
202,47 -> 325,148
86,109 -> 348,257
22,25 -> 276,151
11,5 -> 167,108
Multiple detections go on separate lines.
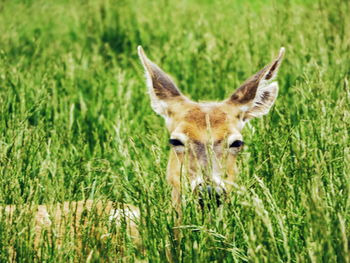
227,48 -> 285,121
138,46 -> 185,118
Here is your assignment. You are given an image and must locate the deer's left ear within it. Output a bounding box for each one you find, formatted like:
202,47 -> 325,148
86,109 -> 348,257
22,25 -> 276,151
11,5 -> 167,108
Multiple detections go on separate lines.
227,48 -> 285,121
138,46 -> 187,119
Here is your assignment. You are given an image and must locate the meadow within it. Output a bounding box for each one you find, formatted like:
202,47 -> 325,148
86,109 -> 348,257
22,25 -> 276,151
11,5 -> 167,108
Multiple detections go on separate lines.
0,0 -> 349,262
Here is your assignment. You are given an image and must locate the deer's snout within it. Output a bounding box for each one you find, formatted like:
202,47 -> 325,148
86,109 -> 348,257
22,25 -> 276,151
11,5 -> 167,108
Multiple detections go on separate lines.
197,185 -> 225,208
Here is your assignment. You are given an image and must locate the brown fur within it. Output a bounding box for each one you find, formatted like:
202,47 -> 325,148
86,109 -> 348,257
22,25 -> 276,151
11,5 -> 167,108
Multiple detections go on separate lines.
138,46 -> 285,214
184,107 -> 227,129
2,200 -> 139,260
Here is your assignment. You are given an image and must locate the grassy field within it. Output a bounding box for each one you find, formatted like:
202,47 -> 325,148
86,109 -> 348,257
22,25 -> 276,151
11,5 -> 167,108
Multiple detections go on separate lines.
0,0 -> 349,262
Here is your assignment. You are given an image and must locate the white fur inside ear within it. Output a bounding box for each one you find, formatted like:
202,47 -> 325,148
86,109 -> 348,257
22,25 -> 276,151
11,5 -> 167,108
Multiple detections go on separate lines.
139,47 -> 176,122
248,81 -> 279,118
142,65 -> 170,121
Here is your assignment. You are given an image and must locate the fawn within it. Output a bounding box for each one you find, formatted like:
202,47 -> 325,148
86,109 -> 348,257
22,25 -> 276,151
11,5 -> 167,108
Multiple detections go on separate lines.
138,46 -> 285,213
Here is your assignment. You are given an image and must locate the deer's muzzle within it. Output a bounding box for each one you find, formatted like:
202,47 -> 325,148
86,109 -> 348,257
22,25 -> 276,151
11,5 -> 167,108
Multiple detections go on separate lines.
196,184 -> 226,209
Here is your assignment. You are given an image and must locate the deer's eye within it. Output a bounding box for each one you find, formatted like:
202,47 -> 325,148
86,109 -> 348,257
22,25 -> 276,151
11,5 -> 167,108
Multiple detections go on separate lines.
169,139 -> 184,146
229,140 -> 244,148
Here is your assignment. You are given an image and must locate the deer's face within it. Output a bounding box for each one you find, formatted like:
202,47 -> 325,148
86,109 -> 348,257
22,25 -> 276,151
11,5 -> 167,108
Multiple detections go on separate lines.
166,102 -> 243,203
138,46 -> 284,208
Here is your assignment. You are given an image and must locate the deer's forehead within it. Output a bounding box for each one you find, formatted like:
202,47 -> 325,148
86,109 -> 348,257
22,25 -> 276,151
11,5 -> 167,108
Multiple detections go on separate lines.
170,103 -> 242,142
183,106 -> 227,128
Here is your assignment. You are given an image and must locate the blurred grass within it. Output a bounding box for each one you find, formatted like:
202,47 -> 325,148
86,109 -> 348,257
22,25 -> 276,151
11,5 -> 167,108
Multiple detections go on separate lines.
0,0 -> 349,261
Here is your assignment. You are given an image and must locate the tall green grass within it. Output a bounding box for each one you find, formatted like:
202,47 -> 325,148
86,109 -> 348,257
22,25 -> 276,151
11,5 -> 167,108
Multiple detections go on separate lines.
0,0 -> 349,261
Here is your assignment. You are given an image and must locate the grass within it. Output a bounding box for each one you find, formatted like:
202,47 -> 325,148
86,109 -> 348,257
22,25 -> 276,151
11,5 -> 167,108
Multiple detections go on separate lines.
0,0 -> 349,261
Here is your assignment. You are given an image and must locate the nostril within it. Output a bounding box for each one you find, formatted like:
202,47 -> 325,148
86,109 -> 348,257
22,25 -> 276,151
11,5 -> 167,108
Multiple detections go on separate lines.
215,191 -> 223,206
213,186 -> 225,206
198,185 -> 225,208
206,185 -> 213,195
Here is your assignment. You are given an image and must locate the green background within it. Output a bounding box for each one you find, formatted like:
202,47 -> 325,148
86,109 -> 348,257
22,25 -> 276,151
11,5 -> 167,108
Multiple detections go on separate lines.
0,0 -> 349,261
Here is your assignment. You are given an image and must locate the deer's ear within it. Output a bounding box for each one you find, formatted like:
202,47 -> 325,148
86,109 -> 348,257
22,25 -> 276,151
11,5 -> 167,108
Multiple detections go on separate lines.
138,46 -> 185,118
227,48 -> 285,121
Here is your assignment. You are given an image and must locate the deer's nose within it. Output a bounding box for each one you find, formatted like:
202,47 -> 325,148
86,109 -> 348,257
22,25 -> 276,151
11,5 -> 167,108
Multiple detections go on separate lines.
197,185 -> 225,208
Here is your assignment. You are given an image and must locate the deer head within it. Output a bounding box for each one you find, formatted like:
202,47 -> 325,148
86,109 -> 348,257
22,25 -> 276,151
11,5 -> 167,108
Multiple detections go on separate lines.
138,46 -> 285,209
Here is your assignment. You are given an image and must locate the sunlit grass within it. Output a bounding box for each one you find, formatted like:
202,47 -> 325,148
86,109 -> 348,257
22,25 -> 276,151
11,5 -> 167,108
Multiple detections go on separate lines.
0,0 -> 349,261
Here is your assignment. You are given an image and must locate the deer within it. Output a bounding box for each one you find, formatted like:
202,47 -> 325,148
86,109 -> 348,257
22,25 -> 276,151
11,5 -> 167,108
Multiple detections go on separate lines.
138,46 -> 285,214
2,46 -> 285,261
